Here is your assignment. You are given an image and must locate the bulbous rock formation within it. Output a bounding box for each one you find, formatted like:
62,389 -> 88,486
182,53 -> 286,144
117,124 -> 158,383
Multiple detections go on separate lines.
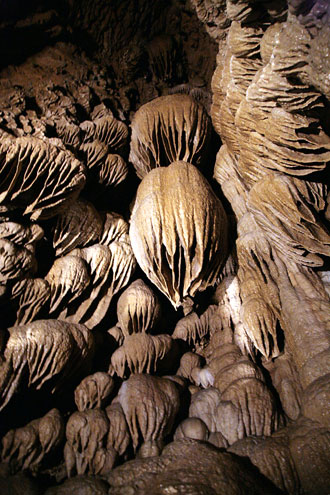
74,372 -> 115,411
105,402 -> 131,458
64,408 -> 116,477
0,320 -> 95,410
0,0 -> 329,492
116,279 -> 161,336
46,238 -> 136,329
130,161 -> 228,308
110,333 -> 174,377
1,408 -> 64,473
0,134 -> 86,220
129,94 -> 212,179
81,113 -> 128,152
53,199 -> 103,257
116,374 -> 180,453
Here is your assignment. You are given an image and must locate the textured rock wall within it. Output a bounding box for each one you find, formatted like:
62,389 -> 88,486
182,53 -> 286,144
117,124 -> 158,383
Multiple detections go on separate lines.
0,0 -> 329,493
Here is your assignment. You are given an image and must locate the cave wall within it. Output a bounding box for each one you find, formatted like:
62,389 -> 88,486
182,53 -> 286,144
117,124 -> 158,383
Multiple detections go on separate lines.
0,0 -> 329,494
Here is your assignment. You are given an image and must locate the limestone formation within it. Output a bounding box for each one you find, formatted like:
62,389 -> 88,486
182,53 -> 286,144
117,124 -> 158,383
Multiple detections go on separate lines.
116,279 -> 161,337
53,199 -> 103,257
0,0 -> 329,493
172,305 -> 218,345
64,409 -> 115,477
110,333 -> 174,377
0,135 -> 86,220
107,438 -> 281,494
129,94 -> 212,179
105,402 -> 131,458
130,161 -> 228,308
81,113 -> 128,152
117,374 -> 180,453
74,372 -> 115,411
174,417 -> 209,442
46,238 -> 136,328
1,409 -> 64,474
0,320 -> 95,410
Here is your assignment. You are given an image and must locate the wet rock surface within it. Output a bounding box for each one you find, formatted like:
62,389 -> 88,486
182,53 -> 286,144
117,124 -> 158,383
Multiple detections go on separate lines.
0,1 -> 329,494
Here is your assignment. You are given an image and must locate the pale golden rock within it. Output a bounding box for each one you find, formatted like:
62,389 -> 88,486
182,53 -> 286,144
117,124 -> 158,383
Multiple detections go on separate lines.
206,341 -> 281,444
110,333 -> 173,377
214,144 -> 248,219
0,136 -> 86,220
74,372 -> 115,411
45,254 -> 91,314
248,174 -> 330,267
67,241 -> 136,328
213,357 -> 264,394
177,352 -> 203,382
116,279 -> 161,337
64,409 -> 115,477
80,141 -> 128,191
213,273 -> 243,332
100,212 -> 129,246
236,213 -> 281,359
55,119 -> 82,149
80,140 -> 108,174
207,343 -> 242,373
211,47 -> 231,136
105,402 -> 131,457
98,153 -> 128,188
273,17 -> 330,99
53,198 -> 103,257
130,161 -> 227,308
229,56 -> 263,96
189,387 -> 222,433
107,325 -> 124,346
47,239 -> 136,329
11,277 -> 50,325
211,22 -> 263,158
0,320 -> 95,411
227,21 -> 263,58
191,366 -> 215,388
174,418 -> 209,442
117,374 -> 180,452
129,95 -> 212,179
172,305 -> 218,345
81,113 -> 128,152
216,377 -> 280,445
260,23 -> 282,64
264,355 -> 302,421
264,250 -> 330,386
233,32 -> 330,190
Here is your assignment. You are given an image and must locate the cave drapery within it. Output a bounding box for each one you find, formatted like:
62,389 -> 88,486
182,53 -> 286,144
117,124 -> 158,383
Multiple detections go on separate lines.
0,0 -> 329,494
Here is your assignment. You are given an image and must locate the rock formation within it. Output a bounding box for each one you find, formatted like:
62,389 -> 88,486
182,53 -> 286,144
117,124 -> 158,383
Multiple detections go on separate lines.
0,0 -> 329,493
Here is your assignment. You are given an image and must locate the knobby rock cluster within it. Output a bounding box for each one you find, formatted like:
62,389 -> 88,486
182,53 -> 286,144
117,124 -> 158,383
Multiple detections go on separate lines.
0,0 -> 329,494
